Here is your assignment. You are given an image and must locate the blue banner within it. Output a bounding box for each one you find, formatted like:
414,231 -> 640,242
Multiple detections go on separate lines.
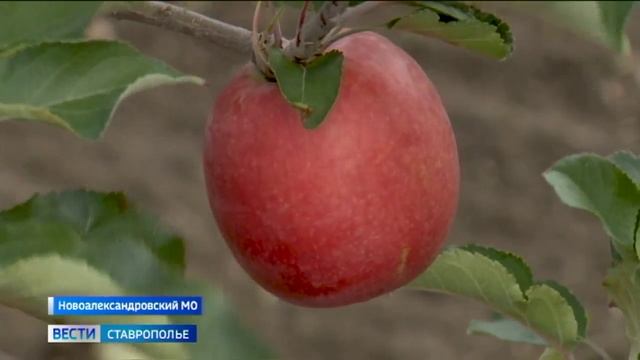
101,324 -> 197,343
48,296 -> 203,315
47,324 -> 197,343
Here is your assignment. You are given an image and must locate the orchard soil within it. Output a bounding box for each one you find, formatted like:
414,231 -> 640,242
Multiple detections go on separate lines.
2,2 -> 640,359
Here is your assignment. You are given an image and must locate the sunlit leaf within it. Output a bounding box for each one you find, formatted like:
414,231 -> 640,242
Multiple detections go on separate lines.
411,246 -> 586,347
544,153 -> 640,260
0,41 -> 203,139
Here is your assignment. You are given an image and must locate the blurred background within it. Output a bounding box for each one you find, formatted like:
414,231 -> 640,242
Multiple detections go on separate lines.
1,1 -> 640,359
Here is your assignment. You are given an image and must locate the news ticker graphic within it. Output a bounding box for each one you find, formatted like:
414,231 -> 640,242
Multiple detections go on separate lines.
48,324 -> 197,343
47,296 -> 202,344
47,295 -> 203,316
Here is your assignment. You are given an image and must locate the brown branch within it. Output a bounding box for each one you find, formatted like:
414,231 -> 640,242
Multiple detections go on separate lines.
109,1 -> 253,55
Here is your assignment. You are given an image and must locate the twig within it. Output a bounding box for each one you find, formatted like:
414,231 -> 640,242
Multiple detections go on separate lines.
109,1 -> 252,54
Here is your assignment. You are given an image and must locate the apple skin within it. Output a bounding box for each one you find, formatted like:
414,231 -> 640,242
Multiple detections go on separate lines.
203,32 -> 459,307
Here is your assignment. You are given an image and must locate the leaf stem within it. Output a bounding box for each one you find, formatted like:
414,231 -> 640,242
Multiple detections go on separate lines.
251,1 -> 274,79
108,1 -> 252,54
584,338 -> 613,360
267,2 -> 285,48
295,1 -> 311,47
323,27 -> 374,45
285,1 -> 348,61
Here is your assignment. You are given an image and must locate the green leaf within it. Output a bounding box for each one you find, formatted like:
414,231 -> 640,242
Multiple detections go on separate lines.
539,348 -> 565,360
610,151 -> 640,188
462,244 -> 533,292
467,318 -> 547,346
411,246 -> 586,347
0,1 -> 101,50
544,153 -> 640,260
542,281 -> 588,339
0,41 -> 203,139
525,284 -> 578,346
268,48 -> 343,129
603,262 -> 640,359
387,1 -> 513,59
0,191 -> 185,272
0,255 -> 185,359
187,285 -> 275,360
410,247 -> 525,313
598,1 -> 635,52
516,1 -> 633,53
0,190 -> 274,360
608,152 -> 640,260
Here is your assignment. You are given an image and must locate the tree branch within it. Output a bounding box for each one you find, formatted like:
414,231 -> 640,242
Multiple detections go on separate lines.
108,1 -> 253,55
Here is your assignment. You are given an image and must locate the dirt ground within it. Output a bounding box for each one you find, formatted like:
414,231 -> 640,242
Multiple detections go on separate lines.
2,2 -> 640,359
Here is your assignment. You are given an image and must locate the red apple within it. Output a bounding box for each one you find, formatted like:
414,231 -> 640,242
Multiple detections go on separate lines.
203,32 -> 459,307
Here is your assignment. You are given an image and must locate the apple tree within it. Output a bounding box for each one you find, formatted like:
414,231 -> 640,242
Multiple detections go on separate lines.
0,1 -> 637,359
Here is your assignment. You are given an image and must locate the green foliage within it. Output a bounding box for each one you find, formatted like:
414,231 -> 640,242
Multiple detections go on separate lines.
278,1 -> 513,59
546,151 -> 640,358
467,318 -> 547,346
0,41 -> 202,139
542,280 -> 588,340
544,153 -> 640,260
461,244 -> 533,292
0,2 -> 203,139
411,246 -> 587,350
610,151 -> 640,188
597,1 -> 635,52
518,1 -> 635,53
0,191 -> 273,360
268,48 -> 343,129
538,348 -> 564,360
387,1 -> 513,59
0,1 -> 101,51
603,262 -> 640,358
